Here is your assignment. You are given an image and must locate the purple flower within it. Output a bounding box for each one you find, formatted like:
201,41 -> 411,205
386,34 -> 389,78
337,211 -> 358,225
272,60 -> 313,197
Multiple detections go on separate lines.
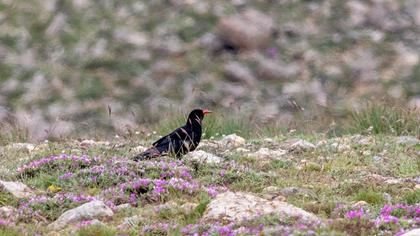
58,172 -> 74,180
217,226 -> 234,236
206,186 -> 218,198
345,208 -> 366,219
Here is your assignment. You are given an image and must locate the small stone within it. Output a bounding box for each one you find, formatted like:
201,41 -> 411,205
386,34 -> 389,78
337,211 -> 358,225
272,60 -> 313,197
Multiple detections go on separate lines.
115,203 -> 132,211
186,150 -> 223,164
235,147 -> 250,153
262,186 -> 286,201
48,200 -> 113,230
372,155 -> 382,163
329,142 -> 351,151
280,187 -> 315,198
383,193 -> 392,203
248,148 -> 286,159
80,140 -> 110,147
0,206 -> 16,221
180,202 -> 198,214
396,136 -> 419,146
282,139 -> 316,153
5,143 -> 36,152
120,215 -> 144,228
415,184 -> 420,190
220,134 -> 246,148
0,180 -> 35,198
352,201 -> 368,208
132,145 -> 148,153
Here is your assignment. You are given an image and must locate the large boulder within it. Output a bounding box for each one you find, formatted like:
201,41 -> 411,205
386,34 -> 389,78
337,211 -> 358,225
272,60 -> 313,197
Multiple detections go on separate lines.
203,191 -> 320,224
216,9 -> 274,51
48,200 -> 113,230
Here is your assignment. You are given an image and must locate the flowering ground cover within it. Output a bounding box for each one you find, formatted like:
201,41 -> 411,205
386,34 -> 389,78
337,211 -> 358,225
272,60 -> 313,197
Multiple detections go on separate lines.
0,134 -> 418,235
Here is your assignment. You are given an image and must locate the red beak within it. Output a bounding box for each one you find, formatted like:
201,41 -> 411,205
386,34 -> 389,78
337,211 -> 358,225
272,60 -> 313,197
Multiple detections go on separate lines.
203,109 -> 213,115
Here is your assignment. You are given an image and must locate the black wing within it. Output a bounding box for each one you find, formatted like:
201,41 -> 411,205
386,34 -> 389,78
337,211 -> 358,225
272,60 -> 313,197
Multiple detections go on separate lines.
152,126 -> 193,153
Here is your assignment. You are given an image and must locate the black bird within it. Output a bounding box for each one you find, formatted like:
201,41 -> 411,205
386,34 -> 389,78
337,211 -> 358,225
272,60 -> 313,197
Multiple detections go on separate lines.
133,109 -> 212,161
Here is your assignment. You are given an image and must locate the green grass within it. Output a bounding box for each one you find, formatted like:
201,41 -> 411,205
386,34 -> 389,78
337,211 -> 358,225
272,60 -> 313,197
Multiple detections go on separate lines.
76,225 -> 117,236
348,104 -> 419,136
354,189 -> 385,205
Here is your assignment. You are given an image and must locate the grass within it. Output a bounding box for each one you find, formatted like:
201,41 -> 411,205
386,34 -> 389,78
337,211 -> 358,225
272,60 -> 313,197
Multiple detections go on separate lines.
354,189 -> 385,205
348,104 -> 419,136
0,105 -> 418,235
76,225 -> 117,236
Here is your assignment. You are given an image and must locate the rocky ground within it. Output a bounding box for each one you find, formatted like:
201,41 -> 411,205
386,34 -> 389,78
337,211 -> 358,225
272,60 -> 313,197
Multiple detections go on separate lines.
1,0 -> 420,140
0,134 -> 418,235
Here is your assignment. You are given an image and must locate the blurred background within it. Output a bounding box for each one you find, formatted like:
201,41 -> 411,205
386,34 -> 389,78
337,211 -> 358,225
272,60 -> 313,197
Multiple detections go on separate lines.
0,0 -> 419,141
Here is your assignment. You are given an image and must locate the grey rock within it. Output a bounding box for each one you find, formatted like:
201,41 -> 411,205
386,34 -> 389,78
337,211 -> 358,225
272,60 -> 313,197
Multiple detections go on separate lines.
282,139 -> 316,153
120,215 -> 144,228
280,187 -> 315,198
115,203 -> 132,211
257,59 -> 300,81
396,136 -> 419,146
49,200 -> 113,230
5,143 -> 36,152
400,228 -> 420,236
186,150 -> 223,164
203,191 -> 319,224
0,206 -> 17,221
248,148 -> 286,159
216,9 -> 274,50
223,61 -> 256,85
0,180 -> 35,198
220,134 -> 246,148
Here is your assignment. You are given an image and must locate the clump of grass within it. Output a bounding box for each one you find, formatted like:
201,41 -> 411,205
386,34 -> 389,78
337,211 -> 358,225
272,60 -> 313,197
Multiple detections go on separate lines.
0,120 -> 29,146
402,190 -> 420,204
76,224 -> 117,236
354,189 -> 385,205
0,226 -> 21,236
348,104 -> 419,136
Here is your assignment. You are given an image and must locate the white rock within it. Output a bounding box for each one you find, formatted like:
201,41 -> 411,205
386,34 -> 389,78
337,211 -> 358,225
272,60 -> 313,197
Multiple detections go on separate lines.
186,150 -> 222,164
0,180 -> 35,198
282,139 -> 316,152
396,136 -> 419,146
5,143 -> 36,152
329,142 -> 351,151
248,148 -> 286,159
0,206 -> 16,220
401,228 -> 420,236
203,191 -> 319,224
115,203 -> 132,211
120,215 -> 144,228
132,145 -> 148,153
180,202 -> 198,214
220,134 -> 246,148
49,200 -> 113,230
79,140 -> 110,147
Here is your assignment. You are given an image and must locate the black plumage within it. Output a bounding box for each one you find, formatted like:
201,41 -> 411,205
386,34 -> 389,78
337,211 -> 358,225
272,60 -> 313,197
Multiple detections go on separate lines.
133,109 -> 212,161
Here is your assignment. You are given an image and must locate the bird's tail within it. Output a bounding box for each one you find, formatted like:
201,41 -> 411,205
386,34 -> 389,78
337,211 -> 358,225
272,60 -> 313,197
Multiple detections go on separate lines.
133,147 -> 161,161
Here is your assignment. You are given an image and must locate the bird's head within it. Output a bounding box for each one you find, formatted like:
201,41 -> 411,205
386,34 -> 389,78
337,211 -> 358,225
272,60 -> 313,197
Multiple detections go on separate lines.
187,109 -> 212,125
